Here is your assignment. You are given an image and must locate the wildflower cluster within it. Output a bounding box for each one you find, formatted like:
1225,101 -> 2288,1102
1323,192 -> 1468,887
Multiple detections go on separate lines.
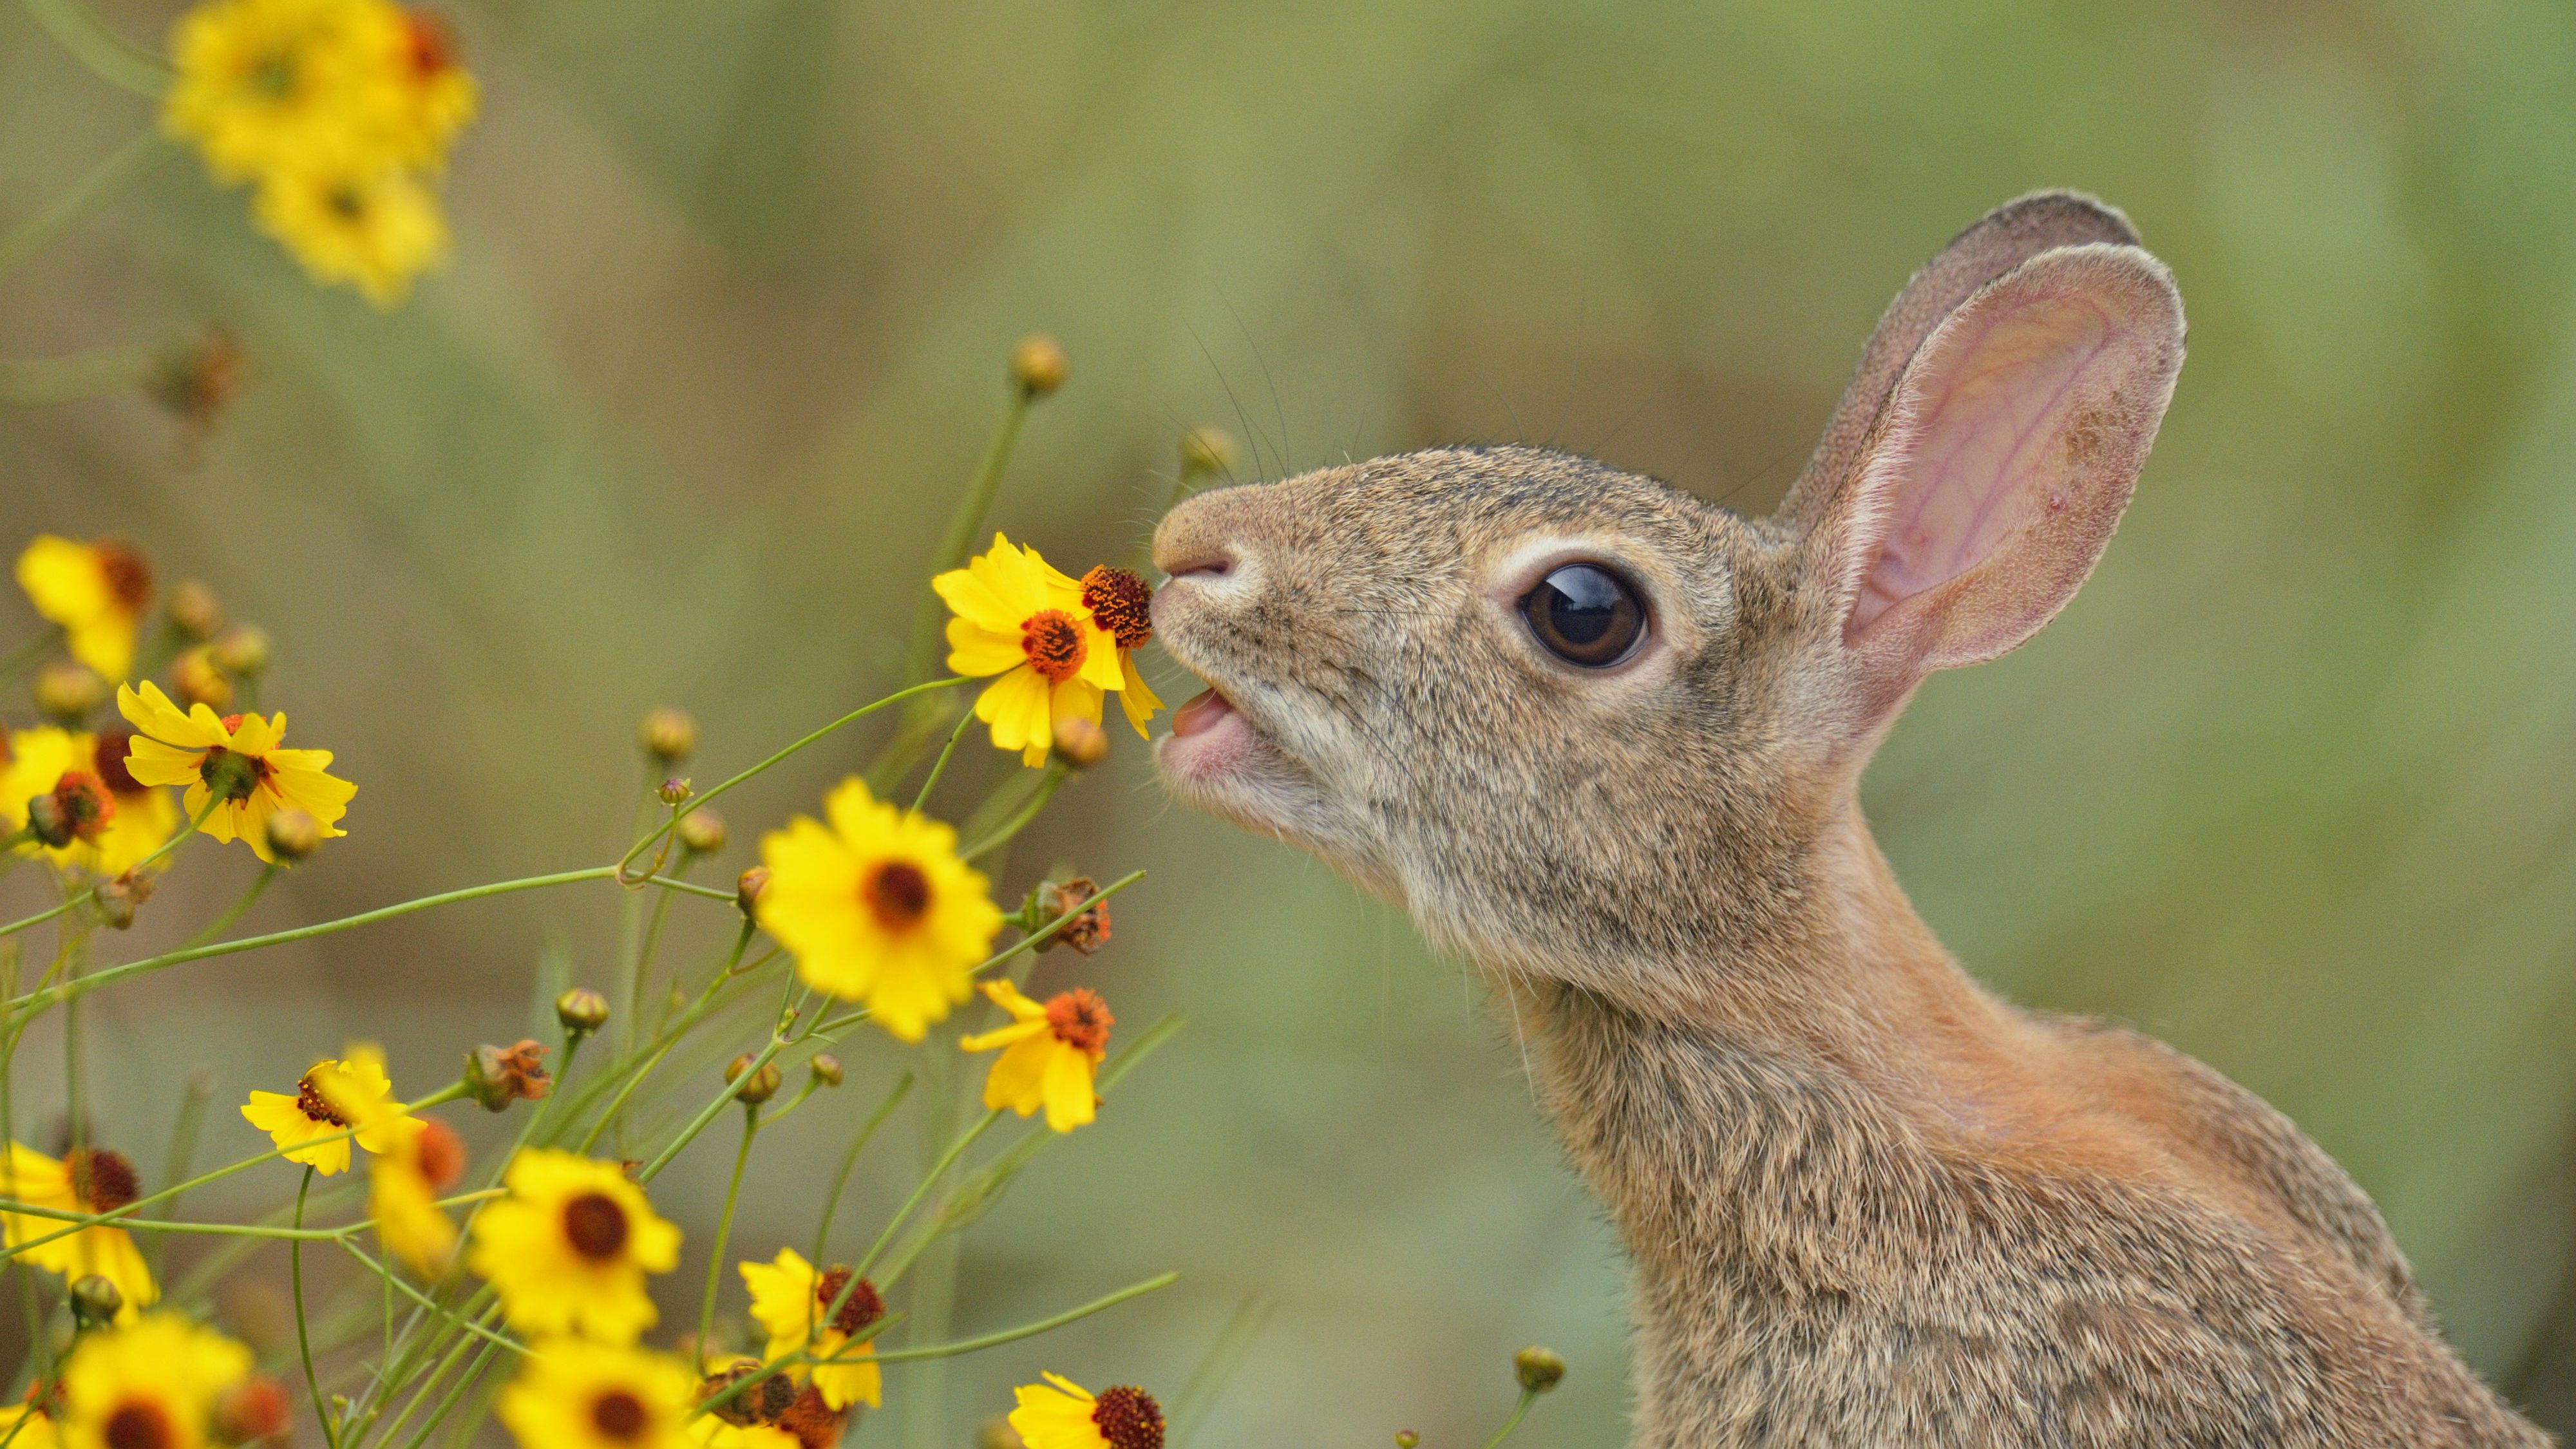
161,0 -> 475,305
0,341 -> 1230,1449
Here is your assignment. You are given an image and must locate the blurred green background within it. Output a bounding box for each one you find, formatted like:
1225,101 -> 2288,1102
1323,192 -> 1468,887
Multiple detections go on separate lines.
5,0 -> 2575,1441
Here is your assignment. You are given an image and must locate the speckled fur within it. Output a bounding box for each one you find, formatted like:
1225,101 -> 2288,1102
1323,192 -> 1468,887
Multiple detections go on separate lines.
1148,193 -> 2548,1446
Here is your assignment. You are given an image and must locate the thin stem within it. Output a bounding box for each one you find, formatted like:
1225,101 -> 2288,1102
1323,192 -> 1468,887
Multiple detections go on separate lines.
906,390 -> 1035,681
849,1110 -> 999,1283
0,793 -> 214,945
1480,1389 -> 1540,1449
0,1200 -> 345,1238
0,343 -> 156,407
910,708 -> 976,814
292,1169 -> 341,1449
961,764 -> 1068,862
144,1069 -> 213,1276
333,1240 -> 524,1357
0,131 -> 166,279
180,862 -> 278,950
810,1073 -> 911,1275
614,676 -> 975,884
17,0 -> 170,95
694,1106 -> 758,1369
630,985 -> 807,1185
1167,1294 -> 1276,1448
574,929 -> 762,1156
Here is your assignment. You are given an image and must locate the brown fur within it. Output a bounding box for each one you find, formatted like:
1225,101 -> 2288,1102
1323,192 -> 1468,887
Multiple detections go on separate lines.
1147,193 -> 2549,1445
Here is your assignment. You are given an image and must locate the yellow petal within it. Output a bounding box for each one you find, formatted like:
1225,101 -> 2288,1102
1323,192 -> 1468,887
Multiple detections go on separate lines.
1117,653 -> 1162,737
1040,1044 -> 1098,1133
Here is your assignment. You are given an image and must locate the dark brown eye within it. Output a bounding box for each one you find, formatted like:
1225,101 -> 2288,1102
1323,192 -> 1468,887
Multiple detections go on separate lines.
1520,564 -> 1645,667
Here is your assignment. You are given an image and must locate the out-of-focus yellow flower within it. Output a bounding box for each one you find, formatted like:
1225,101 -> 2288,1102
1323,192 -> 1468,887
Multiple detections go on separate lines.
961,981 -> 1111,1134
370,1116 -> 462,1278
935,536 -> 1124,767
495,1339 -> 695,1449
163,0 -> 401,182
240,1045 -> 415,1175
2,729 -> 182,878
0,1144 -> 154,1323
755,779 -> 1001,1043
1076,565 -> 1160,737
1006,1376 -> 1165,1449
57,1313 -> 251,1449
380,9 -> 475,169
15,536 -> 150,682
117,681 -> 355,863
252,154 -> 450,309
0,1405 -> 62,1449
740,1249 -> 884,1411
468,1150 -> 679,1343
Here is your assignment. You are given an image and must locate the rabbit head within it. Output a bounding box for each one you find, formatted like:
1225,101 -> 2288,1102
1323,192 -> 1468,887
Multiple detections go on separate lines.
1150,193 -> 2184,1010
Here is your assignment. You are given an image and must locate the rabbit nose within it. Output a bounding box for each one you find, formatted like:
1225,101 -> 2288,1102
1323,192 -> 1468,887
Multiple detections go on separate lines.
1163,547 -> 1235,582
1152,492 -> 1253,583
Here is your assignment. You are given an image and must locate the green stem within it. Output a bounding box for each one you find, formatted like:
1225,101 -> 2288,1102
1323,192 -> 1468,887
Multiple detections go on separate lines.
810,1072 -> 911,1274
1480,1389 -> 1540,1449
0,1199 -> 346,1238
292,1169 -> 341,1449
907,390 -> 1035,680
333,1240 -> 524,1357
694,1106 -> 759,1368
574,929 -> 761,1155
180,862 -> 277,950
849,1110 -> 999,1283
1167,1294 -> 1276,1449
961,764 -> 1068,862
0,343 -> 156,407
631,990 -> 806,1185
0,131 -> 166,279
18,0 -> 171,95
910,708 -> 976,815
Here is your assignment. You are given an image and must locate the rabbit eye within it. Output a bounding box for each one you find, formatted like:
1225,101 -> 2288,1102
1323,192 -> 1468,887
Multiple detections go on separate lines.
1520,563 -> 1646,667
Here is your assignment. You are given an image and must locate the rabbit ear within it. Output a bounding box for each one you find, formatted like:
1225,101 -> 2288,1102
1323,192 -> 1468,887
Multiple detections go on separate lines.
1779,191 -> 2142,537
1802,242 -> 2184,706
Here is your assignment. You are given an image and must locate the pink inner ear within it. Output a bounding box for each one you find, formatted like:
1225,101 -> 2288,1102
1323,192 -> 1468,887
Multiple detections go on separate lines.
1848,294 -> 2112,635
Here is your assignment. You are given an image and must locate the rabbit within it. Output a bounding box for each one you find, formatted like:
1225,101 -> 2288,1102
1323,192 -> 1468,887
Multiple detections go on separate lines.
1145,192 -> 2551,1447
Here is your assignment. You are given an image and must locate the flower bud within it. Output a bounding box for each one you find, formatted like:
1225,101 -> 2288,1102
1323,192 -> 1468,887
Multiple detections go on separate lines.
167,579 -> 226,641
1052,715 -> 1108,769
149,327 -> 246,435
32,660 -> 105,724
67,1274 -> 122,1329
28,772 -> 115,849
639,707 -> 697,764
264,808 -> 323,862
173,645 -> 233,712
209,623 -> 272,678
1180,426 -> 1238,479
1009,334 -> 1068,397
1395,1434 -> 1420,1448
725,1054 -> 781,1105
676,808 -> 726,855
1513,1346 -> 1566,1394
808,1054 -> 842,1088
94,871 -> 153,931
1033,876 -> 1110,955
555,986 -> 610,1037
213,1375 -> 291,1444
464,1041 -> 553,1112
658,777 -> 692,806
736,866 -> 770,918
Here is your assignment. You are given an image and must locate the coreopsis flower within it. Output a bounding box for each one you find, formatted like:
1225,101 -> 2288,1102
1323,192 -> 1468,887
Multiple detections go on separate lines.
739,1249 -> 884,1410
1007,1376 -> 1164,1449
0,1145 -> 155,1322
495,1339 -> 696,1449
1076,566 -> 1160,736
1,731 -> 137,871
380,9 -> 475,168
251,153 -> 451,309
240,1045 -> 417,1174
755,779 -> 1002,1043
117,681 -> 355,863
164,0 -> 395,180
961,981 -> 1110,1133
57,1314 -> 251,1449
0,1404 -> 61,1449
370,1115 -> 462,1277
15,536 -> 150,681
468,1150 -> 679,1343
934,536 -> 1123,767
82,730 -> 182,878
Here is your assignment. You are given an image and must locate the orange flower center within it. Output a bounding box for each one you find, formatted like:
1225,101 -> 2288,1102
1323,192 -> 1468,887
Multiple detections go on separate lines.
103,1397 -> 173,1449
295,1069 -> 349,1126
1019,609 -> 1086,683
1090,1386 -> 1165,1449
403,11 -> 457,77
588,1389 -> 648,1441
562,1192 -> 630,1260
93,540 -> 151,614
1079,566 -> 1153,650
68,1148 -> 139,1213
860,860 -> 932,931
1045,989 -> 1113,1056
814,1267 -> 884,1337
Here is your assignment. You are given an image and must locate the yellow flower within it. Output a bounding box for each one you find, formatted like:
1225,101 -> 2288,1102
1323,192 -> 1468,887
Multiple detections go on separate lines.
240,1045 -> 415,1175
496,1339 -> 696,1449
961,981 -> 1111,1133
378,9 -> 476,170
934,536 -> 1124,767
0,1406 -> 62,1449
15,536 -> 150,681
57,1313 -> 251,1449
0,1144 -> 155,1323
467,1150 -> 679,1343
162,0 -> 406,183
739,1249 -> 884,1411
251,153 -> 451,309
117,681 -> 355,863
1006,1375 -> 1166,1449
755,779 -> 1001,1043
1075,565 -> 1161,737
370,1117 -> 462,1278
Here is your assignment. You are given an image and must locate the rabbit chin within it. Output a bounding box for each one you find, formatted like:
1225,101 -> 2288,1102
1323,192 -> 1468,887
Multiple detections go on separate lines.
1154,690 -> 1356,862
